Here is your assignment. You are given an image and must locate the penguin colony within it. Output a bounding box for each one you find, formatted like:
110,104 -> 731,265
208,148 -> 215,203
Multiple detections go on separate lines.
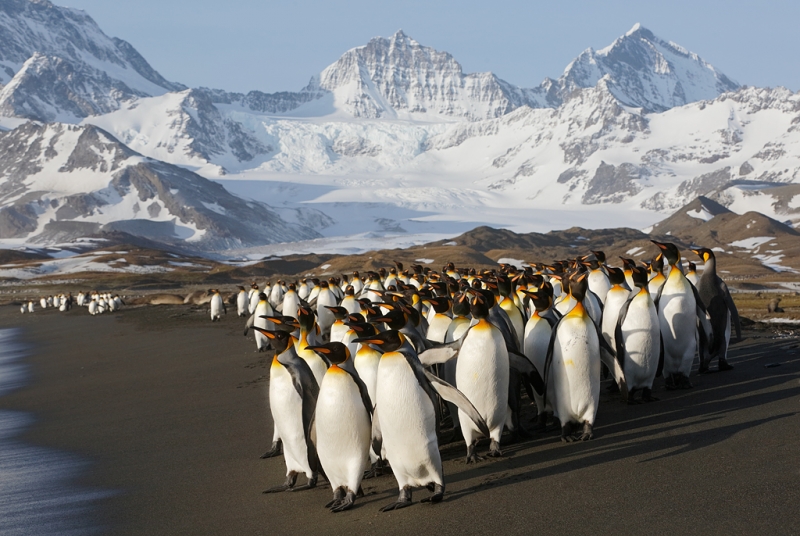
19,291 -> 125,315
226,242 -> 741,512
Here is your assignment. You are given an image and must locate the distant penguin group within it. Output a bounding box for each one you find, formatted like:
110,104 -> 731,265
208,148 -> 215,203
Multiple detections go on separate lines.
221,241 -> 740,512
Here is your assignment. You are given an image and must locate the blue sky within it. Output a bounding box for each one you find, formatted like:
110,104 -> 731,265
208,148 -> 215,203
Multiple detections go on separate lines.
66,0 -> 799,93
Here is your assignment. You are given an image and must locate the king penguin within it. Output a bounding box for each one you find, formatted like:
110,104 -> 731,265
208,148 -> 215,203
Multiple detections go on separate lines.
442,292 -> 510,461
208,289 -> 226,321
254,328 -> 321,493
522,282 -> 560,430
600,267 -> 630,351
614,266 -> 661,403
544,273 -> 627,442
236,286 -> 249,317
651,241 -> 713,390
244,293 -> 275,352
306,342 -> 372,512
353,330 -> 489,511
692,248 -> 741,373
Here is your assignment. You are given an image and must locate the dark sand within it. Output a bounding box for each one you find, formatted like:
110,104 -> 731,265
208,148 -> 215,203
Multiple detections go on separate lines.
1,304 -> 799,535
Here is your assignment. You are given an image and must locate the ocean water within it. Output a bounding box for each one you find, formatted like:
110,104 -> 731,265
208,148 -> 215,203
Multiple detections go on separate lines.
0,329 -> 110,536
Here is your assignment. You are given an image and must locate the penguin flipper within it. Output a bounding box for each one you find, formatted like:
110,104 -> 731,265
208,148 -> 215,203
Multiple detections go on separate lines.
422,370 -> 490,439
344,369 -> 374,418
508,350 -> 544,396
371,404 -> 383,458
614,294 -> 638,372
656,335 -> 664,378
542,316 -> 565,410
284,361 -> 322,474
418,345 -> 459,366
720,280 -> 742,340
595,322 -> 627,401
244,313 -> 255,335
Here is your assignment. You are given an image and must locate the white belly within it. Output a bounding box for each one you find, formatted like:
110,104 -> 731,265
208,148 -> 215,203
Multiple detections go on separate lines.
315,370 -> 371,491
354,348 -> 380,407
601,288 -> 629,349
456,323 -> 509,441
210,296 -> 223,319
658,275 -> 697,375
523,315 -> 552,413
269,363 -> 312,476
237,293 -> 248,315
621,293 -> 660,389
551,315 -> 600,425
376,354 -> 442,488
426,314 -> 452,344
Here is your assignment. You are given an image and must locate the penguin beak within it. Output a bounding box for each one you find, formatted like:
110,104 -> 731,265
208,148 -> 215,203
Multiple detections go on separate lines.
352,337 -> 383,345
252,327 -> 276,339
651,240 -> 668,250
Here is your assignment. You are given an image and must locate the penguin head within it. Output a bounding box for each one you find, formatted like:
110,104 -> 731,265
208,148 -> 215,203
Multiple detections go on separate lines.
258,292 -> 267,301
452,292 -> 471,316
691,247 -> 714,263
238,286 -> 245,291
260,315 -> 300,332
467,289 -> 491,319
345,320 -> 378,338
568,273 -> 589,302
353,330 -> 405,353
306,342 -> 351,366
297,306 -> 317,331
424,296 -> 451,314
651,240 -> 681,266
369,303 -> 407,330
619,257 -> 636,272
688,261 -> 697,272
606,266 -> 626,286
252,328 -> 293,353
325,306 -> 349,320
630,266 -> 649,289
521,283 -> 554,312
345,285 -> 355,296
591,250 -> 606,264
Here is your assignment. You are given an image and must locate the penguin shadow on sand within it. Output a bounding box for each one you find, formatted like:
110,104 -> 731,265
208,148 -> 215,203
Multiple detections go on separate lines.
434,333 -> 800,502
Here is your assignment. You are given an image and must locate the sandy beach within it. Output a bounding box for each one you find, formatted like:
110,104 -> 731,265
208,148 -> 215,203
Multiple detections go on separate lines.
1,303 -> 799,535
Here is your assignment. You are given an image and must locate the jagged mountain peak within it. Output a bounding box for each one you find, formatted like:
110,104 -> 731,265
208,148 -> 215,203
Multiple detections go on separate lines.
0,0 -> 184,122
314,30 -> 543,120
555,23 -> 739,112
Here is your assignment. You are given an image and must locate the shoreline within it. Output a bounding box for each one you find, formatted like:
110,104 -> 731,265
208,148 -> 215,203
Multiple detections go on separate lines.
1,304 -> 799,534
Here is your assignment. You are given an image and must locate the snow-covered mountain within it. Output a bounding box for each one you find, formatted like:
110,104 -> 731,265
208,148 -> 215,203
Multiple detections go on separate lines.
0,0 -> 798,260
0,0 -> 184,122
549,23 -> 740,112
0,122 -> 321,248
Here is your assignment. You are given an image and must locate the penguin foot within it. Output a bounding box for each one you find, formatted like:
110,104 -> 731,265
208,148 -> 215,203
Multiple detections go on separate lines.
719,360 -> 734,371
465,443 -> 484,463
330,491 -> 356,512
364,459 -> 390,479
579,422 -> 594,441
626,388 -> 640,405
380,487 -> 412,512
421,483 -> 444,504
531,414 -> 548,432
487,440 -> 504,458
260,440 -> 282,459
263,472 -> 298,493
286,475 -> 318,491
560,423 -> 574,443
641,388 -> 659,402
605,381 -> 620,393
698,363 -> 710,374
326,487 -> 345,508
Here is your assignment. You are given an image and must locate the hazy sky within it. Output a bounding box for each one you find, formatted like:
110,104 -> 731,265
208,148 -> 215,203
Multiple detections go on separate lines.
64,0 -> 799,94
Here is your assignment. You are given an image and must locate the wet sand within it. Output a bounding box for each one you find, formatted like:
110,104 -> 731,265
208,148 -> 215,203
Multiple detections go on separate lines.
1,304 -> 799,535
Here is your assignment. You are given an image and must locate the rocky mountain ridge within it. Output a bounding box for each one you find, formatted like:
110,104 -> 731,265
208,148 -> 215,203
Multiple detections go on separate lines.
0,1 -> 798,256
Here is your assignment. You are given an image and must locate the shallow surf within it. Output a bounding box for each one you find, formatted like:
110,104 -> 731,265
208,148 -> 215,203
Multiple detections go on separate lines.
0,328 -> 110,535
